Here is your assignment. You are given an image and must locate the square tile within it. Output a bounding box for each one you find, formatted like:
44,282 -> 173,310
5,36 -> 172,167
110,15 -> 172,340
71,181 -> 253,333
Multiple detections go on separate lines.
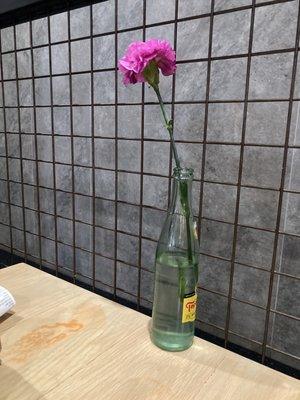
212,10 -> 250,56
271,314 -> 300,358
51,43 -> 69,74
38,161 -> 54,188
22,134 -> 36,159
210,58 -> 247,100
74,166 -> 92,195
229,300 -> 266,342
39,187 -> 54,214
249,53 -> 293,99
56,191 -> 72,218
93,35 -> 114,69
199,254 -> 230,295
58,242 -> 73,270
2,53 -> 16,80
175,62 -> 207,102
94,71 -> 114,104
1,27 -> 14,52
117,233 -> 139,266
54,137 -> 71,164
75,221 -> 92,251
25,184 -> 38,208
56,164 -> 72,192
72,106 -> 91,136
235,226 -> 275,269
118,172 -> 140,204
177,18 -> 210,60
95,138 -> 115,169
118,0 -> 143,29
233,264 -> 270,307
200,219 -> 234,259
147,0 -> 175,23
19,79 -> 33,107
207,103 -> 243,143
143,141 -> 169,175
40,213 -> 55,239
16,22 -> 30,49
214,0 -> 251,10
0,181 -> 8,203
275,275 -> 300,319
7,134 -> 20,157
118,106 -> 141,139
116,262 -> 138,295
53,76 -> 70,105
246,102 -> 288,145
25,209 -> 39,234
95,198 -> 115,229
289,101 -> 300,146
50,12 -> 68,43
71,39 -> 91,72
75,194 -> 92,224
76,249 -> 92,278
53,107 -> 70,135
178,0 -> 211,18
95,169 -> 115,199
95,255 -> 114,286
95,226 -> 115,258
242,146 -> 284,189
142,208 -> 166,240
74,137 -> 92,166
36,107 -> 52,134
72,73 -> 91,105
205,144 -> 240,184
140,269 -> 154,302
23,160 -> 36,184
118,140 -> 141,173
144,104 -> 171,141
32,17 -> 49,46
0,158 -> 7,179
11,205 -> 23,229
94,106 -> 115,137
175,142 -> 202,179
143,175 -> 168,209
5,108 -> 19,132
12,228 -> 25,252
173,104 -> 205,142
253,2 -> 298,52
141,239 -> 157,272
70,6 -> 91,39
35,78 -> 51,106
239,187 -> 279,230
276,234 -> 300,277
203,182 -> 237,223
37,136 -> 53,162
4,82 -> 18,107
197,290 -> 227,329
0,203 -> 10,225
57,216 -> 73,245
117,203 -> 140,235
33,47 -> 50,76
93,0 -> 115,35
17,50 -> 32,78
281,193 -> 300,236
285,149 -> 300,192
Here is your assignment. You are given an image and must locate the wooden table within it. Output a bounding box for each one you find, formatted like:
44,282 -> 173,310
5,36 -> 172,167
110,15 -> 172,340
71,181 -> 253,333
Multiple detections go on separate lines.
0,263 -> 299,400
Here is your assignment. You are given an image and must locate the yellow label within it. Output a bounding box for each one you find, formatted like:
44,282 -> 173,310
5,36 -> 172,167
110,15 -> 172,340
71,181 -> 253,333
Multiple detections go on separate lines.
182,292 -> 197,323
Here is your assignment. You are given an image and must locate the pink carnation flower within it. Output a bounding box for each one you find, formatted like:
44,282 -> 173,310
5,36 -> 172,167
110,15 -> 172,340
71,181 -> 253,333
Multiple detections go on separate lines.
118,39 -> 176,85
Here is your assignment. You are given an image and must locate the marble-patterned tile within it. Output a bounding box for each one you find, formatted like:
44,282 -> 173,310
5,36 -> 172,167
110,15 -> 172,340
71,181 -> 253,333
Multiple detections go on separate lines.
246,102 -> 288,145
235,226 -> 275,269
199,254 -> 230,295
76,249 -> 92,278
93,34 -> 115,70
275,274 -> 300,319
214,0 -> 251,11
4,82 -> 18,107
35,78 -> 51,106
19,79 -> 33,107
73,106 -> 91,136
58,242 -> 73,270
242,146 -> 284,189
53,76 -> 70,105
175,142 -> 202,179
143,175 -> 169,209
239,187 -> 279,230
178,0 -> 211,18
38,161 -> 54,188
276,234 -> 300,278
200,219 -> 234,259
290,102 -> 300,146
175,62 -> 207,101
50,12 -> 68,43
54,137 -> 71,164
70,6 -> 90,39
1,27 -> 14,52
253,1 -> 298,52
17,50 -> 32,79
249,53 -> 293,99
116,262 -> 138,295
281,192 -> 300,236
140,269 -> 154,303
271,314 -> 300,358
16,22 -> 30,50
22,134 -> 36,159
174,104 -> 205,142
207,103 -> 243,143
95,226 -> 115,258
5,108 -> 19,133
51,43 -> 69,74
117,203 -> 140,235
95,198 -> 115,229
142,207 -> 166,240
71,39 -> 91,73
94,138 -> 115,169
212,10 -> 251,56
33,47 -> 50,76
118,0 -> 143,30
118,106 -> 141,139
95,169 -> 115,200
32,17 -> 49,46
95,254 -> 114,286
2,53 -> 16,80
72,73 -> 91,105
118,140 -> 141,173
53,107 -> 70,135
118,172 -> 140,204
205,144 -> 240,184
285,149 -> 300,192
36,107 -> 52,134
40,213 -> 55,240
39,188 -> 54,214
57,216 -> 73,245
56,191 -> 72,219
37,135 -> 53,162
55,164 -> 72,192
143,141 -> 170,175
146,0 -> 175,24
197,289 -> 227,328
74,137 -> 92,166
177,18 -> 210,60
141,238 -> 157,272
75,221 -> 92,251
210,58 -> 247,100
74,166 -> 92,195
94,71 -> 115,104
93,0 -> 115,35
117,233 -> 139,266
94,106 -> 115,137
202,182 -> 237,223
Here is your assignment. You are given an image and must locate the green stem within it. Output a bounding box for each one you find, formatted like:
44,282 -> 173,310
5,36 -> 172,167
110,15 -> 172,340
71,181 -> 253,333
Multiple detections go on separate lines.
151,84 -> 193,270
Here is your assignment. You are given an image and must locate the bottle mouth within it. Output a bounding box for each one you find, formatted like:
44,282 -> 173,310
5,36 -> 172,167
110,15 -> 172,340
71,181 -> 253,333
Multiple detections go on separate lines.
173,167 -> 194,180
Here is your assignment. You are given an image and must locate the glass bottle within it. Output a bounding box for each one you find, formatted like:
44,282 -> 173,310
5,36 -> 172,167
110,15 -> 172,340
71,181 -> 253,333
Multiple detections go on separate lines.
151,167 -> 199,351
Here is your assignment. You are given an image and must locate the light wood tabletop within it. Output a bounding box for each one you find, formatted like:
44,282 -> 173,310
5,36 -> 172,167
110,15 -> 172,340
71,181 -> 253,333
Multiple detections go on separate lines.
0,263 -> 299,400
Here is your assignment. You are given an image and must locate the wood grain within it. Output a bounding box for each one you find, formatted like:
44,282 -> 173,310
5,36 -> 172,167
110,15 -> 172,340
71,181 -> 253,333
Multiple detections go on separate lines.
0,263 -> 299,400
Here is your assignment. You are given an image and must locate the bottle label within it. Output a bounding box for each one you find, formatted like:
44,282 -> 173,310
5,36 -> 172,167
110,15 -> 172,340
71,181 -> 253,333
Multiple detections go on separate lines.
182,292 -> 197,323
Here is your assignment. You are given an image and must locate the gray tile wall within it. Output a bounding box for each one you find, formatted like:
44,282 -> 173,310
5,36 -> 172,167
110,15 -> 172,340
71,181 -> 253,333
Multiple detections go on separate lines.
0,0 -> 299,368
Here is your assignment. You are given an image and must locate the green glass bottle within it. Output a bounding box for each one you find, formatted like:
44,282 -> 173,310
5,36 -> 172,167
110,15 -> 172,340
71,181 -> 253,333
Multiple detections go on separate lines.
151,167 -> 199,351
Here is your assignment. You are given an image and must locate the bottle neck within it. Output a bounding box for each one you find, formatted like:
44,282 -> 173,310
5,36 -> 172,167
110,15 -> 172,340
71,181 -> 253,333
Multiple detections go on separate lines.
169,175 -> 193,216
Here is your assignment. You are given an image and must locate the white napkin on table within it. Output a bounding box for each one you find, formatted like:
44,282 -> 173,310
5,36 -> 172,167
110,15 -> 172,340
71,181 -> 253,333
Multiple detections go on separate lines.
0,286 -> 15,318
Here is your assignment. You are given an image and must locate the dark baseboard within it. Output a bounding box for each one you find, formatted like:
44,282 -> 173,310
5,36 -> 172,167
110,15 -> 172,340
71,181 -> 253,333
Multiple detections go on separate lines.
0,248 -> 299,380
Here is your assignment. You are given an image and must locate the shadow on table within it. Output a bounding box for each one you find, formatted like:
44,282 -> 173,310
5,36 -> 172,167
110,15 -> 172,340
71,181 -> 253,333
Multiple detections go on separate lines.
0,364 -> 42,400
